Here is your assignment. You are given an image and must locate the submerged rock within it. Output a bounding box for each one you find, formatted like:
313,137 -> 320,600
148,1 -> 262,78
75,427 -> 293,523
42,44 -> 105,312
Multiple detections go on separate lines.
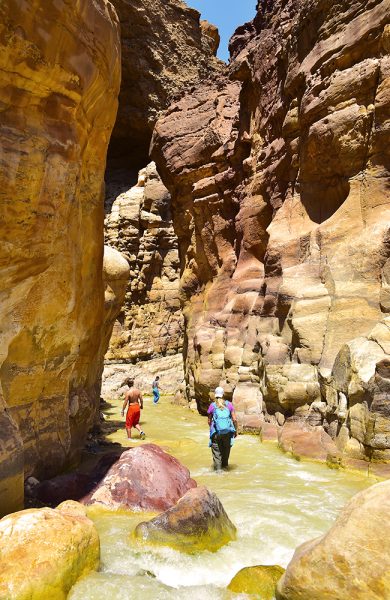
82,444 -> 196,511
276,480 -> 390,600
134,485 -> 236,553
228,565 -> 285,599
0,502 -> 99,600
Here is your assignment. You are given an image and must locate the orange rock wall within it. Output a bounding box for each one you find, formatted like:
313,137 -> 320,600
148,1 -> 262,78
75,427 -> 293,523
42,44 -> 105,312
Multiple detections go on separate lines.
0,0 -> 121,515
152,0 -> 390,460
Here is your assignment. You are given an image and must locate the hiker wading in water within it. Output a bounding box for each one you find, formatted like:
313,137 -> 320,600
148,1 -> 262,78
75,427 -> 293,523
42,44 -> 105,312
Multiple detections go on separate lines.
121,378 -> 146,440
152,375 -> 160,404
208,386 -> 237,471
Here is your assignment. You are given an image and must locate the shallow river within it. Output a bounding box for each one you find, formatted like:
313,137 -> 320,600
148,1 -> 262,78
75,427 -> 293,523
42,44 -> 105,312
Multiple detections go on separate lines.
69,397 -> 373,599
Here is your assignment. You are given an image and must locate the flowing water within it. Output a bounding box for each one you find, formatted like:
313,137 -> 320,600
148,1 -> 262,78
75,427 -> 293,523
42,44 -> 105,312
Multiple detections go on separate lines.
69,397 -> 373,599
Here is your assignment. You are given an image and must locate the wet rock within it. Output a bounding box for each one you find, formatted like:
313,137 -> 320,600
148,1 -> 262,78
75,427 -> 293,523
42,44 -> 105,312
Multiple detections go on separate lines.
228,565 -> 285,599
134,486 -> 236,553
82,444 -> 196,511
276,480 -> 390,600
278,422 -> 341,465
0,502 -> 99,600
105,164 -> 184,361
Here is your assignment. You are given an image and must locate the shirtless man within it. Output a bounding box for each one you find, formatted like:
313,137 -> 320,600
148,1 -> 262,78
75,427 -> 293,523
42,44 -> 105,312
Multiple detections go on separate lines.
121,378 -> 146,439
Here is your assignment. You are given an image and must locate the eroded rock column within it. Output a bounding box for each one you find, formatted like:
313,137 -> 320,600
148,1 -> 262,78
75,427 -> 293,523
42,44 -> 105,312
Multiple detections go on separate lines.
105,164 -> 183,360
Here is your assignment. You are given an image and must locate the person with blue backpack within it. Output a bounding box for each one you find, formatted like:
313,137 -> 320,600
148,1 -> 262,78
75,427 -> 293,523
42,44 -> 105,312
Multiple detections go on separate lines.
208,386 -> 238,471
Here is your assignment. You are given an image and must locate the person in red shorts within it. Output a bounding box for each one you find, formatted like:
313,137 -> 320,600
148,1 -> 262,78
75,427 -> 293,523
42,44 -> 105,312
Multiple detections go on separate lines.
120,378 -> 146,440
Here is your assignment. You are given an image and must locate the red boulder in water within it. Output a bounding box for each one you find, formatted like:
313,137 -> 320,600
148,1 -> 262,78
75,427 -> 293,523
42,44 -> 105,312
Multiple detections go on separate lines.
82,444 -> 196,511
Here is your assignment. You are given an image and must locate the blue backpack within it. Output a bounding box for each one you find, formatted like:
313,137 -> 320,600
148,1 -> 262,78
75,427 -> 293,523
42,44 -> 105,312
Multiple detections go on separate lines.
213,402 -> 233,435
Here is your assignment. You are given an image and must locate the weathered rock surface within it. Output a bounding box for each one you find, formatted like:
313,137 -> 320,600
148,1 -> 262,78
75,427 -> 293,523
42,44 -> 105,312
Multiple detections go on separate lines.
99,245 -> 131,375
151,0 -> 390,461
134,485 -> 236,553
82,444 -> 196,511
0,0 -> 121,515
228,565 -> 285,599
102,355 -> 185,400
108,0 -> 222,165
278,422 -> 341,465
276,480 -> 390,600
105,164 -> 183,361
0,502 -> 99,600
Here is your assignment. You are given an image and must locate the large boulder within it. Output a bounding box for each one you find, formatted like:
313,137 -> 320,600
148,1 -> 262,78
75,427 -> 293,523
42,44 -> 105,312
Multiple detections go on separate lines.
278,422 -> 341,465
228,565 -> 285,599
134,485 -> 236,553
276,480 -> 390,600
82,444 -> 196,511
0,502 -> 99,600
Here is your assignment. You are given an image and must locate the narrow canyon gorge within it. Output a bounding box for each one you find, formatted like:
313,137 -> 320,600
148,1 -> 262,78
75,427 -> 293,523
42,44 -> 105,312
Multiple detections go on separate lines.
0,0 -> 390,598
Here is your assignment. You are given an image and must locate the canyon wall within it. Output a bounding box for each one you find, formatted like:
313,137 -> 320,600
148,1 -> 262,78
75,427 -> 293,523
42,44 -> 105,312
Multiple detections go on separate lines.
104,0 -> 222,363
0,0 -> 121,515
105,163 -> 183,361
108,0 -> 222,164
152,0 -> 390,462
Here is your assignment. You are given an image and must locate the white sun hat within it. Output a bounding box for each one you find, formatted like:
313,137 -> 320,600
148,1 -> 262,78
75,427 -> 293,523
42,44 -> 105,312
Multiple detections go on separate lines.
214,386 -> 224,398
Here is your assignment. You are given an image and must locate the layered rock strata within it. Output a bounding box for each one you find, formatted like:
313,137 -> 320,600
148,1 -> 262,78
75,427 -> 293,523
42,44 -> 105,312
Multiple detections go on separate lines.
134,485 -> 237,553
0,0 -> 121,515
107,0 -> 222,165
152,0 -> 390,462
104,0 -> 223,363
105,164 -> 183,360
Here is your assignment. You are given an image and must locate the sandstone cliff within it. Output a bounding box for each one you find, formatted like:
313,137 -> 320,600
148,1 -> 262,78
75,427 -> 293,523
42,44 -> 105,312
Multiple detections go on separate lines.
152,0 -> 390,462
104,0 -> 222,363
108,0 -> 222,165
105,163 -> 183,361
0,0 -> 121,515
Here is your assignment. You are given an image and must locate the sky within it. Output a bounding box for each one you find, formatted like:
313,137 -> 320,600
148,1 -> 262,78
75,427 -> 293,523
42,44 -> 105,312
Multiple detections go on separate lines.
189,0 -> 257,62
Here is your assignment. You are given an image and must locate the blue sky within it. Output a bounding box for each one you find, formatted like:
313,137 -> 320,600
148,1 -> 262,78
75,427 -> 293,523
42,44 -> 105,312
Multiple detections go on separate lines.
189,0 -> 257,62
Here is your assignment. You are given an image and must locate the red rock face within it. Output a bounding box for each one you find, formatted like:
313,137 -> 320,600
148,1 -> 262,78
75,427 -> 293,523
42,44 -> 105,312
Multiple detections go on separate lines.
152,0 -> 390,461
82,444 -> 196,511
